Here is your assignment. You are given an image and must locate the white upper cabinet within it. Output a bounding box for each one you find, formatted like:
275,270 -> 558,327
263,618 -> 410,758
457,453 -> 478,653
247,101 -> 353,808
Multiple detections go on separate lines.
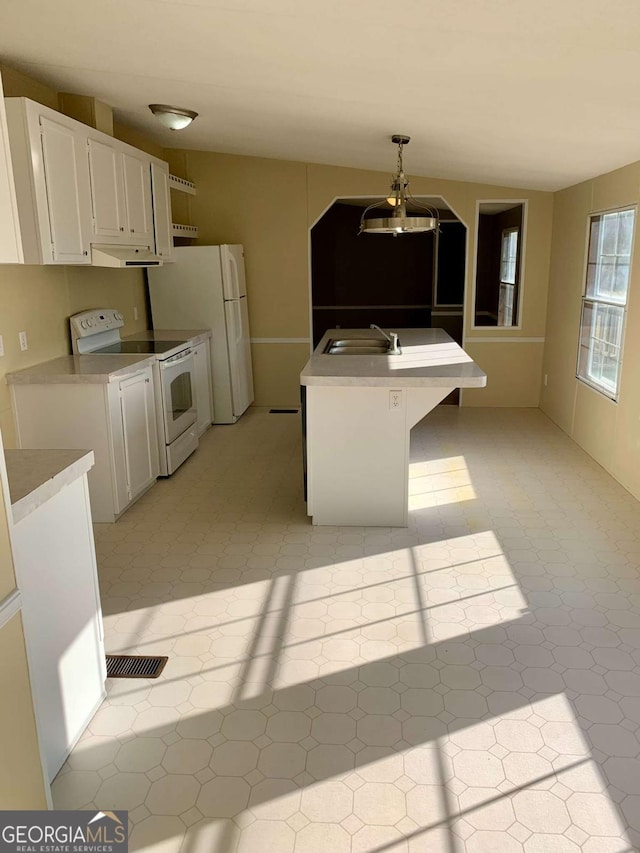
1,89 -> 173,265
6,99 -> 93,264
123,151 -> 154,245
0,73 -> 23,263
39,116 -> 92,263
151,162 -> 173,261
88,139 -> 160,249
87,137 -> 127,240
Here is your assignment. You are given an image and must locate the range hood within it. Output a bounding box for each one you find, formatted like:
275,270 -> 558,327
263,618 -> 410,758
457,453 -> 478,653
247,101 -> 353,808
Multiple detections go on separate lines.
91,245 -> 163,268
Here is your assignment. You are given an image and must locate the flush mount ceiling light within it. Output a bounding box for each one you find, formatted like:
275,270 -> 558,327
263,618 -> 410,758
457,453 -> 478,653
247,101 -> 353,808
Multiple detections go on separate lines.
359,135 -> 439,236
148,104 -> 198,131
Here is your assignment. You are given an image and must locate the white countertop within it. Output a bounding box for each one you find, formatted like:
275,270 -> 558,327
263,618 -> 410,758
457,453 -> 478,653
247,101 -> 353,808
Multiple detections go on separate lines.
301,328 -> 488,388
123,329 -> 212,346
6,354 -> 155,385
5,449 -> 94,523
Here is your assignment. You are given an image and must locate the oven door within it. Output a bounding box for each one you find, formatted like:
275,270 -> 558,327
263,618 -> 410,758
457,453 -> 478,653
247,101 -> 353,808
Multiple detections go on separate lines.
160,349 -> 197,444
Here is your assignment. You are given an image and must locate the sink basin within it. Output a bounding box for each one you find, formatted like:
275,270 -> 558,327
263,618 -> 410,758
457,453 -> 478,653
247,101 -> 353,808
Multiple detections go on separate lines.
325,337 -> 397,355
330,338 -> 389,348
326,346 -> 390,355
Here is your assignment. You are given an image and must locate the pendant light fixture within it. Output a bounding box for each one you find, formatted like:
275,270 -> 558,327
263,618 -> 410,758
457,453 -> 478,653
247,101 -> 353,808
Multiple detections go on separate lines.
148,104 -> 198,131
359,135 -> 439,236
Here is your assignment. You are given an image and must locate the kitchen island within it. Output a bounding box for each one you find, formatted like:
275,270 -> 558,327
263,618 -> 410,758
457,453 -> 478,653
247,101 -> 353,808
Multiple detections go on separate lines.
300,328 -> 487,526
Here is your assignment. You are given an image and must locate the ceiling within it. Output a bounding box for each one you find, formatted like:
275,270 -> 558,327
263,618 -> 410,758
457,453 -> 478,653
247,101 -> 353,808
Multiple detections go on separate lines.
2,0 -> 640,191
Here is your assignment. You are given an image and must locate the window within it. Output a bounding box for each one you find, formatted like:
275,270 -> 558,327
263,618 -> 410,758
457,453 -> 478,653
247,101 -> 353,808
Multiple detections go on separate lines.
473,201 -> 525,328
498,227 -> 519,326
577,207 -> 635,399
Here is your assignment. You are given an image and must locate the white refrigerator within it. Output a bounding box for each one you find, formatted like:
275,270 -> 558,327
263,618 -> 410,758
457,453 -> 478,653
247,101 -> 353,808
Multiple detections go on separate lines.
148,245 -> 254,424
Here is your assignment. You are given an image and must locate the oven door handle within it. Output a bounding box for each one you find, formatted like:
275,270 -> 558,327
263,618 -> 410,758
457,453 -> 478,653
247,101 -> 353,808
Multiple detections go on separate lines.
161,352 -> 193,369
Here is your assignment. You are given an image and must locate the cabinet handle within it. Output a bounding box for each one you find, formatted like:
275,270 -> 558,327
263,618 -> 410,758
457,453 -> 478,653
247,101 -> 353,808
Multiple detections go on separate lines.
130,228 -> 135,233
83,250 -> 88,256
120,226 -> 124,232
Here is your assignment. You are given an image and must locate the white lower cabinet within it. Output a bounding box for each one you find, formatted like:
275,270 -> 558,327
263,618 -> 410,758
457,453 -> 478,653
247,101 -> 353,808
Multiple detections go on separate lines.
118,369 -> 159,503
11,364 -> 160,522
10,467 -> 106,782
193,340 -> 213,435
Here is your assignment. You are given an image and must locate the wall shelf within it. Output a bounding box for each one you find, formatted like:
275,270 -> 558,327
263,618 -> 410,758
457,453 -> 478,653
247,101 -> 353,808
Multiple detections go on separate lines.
168,174 -> 196,195
172,223 -> 198,238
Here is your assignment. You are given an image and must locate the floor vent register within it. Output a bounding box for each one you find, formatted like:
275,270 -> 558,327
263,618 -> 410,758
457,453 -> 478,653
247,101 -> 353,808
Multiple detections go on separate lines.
105,654 -> 168,679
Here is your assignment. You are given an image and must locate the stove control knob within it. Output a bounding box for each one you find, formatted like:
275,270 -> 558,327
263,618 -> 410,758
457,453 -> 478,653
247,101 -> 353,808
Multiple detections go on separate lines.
87,319 -> 93,328
81,320 -> 87,329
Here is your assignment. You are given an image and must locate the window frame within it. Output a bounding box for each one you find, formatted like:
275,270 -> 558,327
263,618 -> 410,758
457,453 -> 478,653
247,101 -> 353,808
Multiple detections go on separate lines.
576,205 -> 636,402
498,226 -> 519,326
470,198 -> 528,332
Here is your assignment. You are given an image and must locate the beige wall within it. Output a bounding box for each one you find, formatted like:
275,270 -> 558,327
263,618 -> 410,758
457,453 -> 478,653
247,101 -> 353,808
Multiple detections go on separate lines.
541,161 -> 640,501
114,121 -> 165,160
0,64 -> 58,109
172,149 -> 554,407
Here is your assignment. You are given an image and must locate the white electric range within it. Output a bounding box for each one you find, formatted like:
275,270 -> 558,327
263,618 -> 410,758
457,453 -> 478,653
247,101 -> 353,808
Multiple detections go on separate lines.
70,309 -> 198,475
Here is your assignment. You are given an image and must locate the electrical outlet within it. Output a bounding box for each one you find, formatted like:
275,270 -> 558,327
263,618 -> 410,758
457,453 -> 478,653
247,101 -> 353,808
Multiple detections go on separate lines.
0,335 -> 4,357
389,390 -> 402,410
18,331 -> 28,352
133,306 -> 139,321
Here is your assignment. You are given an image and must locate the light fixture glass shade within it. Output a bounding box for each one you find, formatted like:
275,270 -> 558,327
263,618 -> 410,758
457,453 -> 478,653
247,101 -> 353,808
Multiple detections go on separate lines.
361,216 -> 439,234
148,104 -> 198,131
359,135 -> 439,236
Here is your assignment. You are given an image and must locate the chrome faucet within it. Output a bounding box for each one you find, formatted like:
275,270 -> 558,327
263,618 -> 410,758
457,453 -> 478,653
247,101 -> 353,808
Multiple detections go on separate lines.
370,324 -> 401,354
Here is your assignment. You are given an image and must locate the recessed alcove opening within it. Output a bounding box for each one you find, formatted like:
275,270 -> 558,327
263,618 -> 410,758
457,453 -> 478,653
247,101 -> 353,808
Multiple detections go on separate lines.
310,196 -> 466,402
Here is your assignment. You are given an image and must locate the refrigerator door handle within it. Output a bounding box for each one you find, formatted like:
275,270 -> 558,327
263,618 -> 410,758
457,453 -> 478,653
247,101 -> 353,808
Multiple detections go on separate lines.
222,244 -> 247,300
224,247 -> 240,300
224,297 -> 254,418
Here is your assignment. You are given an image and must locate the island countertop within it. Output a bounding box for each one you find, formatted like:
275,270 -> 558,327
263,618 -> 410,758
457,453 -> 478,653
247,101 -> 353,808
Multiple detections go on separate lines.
301,328 -> 487,388
4,448 -> 94,524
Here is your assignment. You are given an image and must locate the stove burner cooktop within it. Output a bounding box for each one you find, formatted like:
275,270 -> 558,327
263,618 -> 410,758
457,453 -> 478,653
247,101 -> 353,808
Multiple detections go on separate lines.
94,340 -> 187,355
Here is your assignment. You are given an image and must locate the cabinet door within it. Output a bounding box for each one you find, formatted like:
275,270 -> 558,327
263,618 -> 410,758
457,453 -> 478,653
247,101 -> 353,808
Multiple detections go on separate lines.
193,342 -> 213,435
151,162 -> 173,261
119,369 -> 159,501
0,73 -> 23,263
87,138 -> 127,240
39,116 -> 91,263
123,152 -> 153,244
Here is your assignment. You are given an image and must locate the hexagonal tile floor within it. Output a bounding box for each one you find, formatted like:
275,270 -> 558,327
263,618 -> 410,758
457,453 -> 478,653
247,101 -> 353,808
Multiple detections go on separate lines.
52,407 -> 640,852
